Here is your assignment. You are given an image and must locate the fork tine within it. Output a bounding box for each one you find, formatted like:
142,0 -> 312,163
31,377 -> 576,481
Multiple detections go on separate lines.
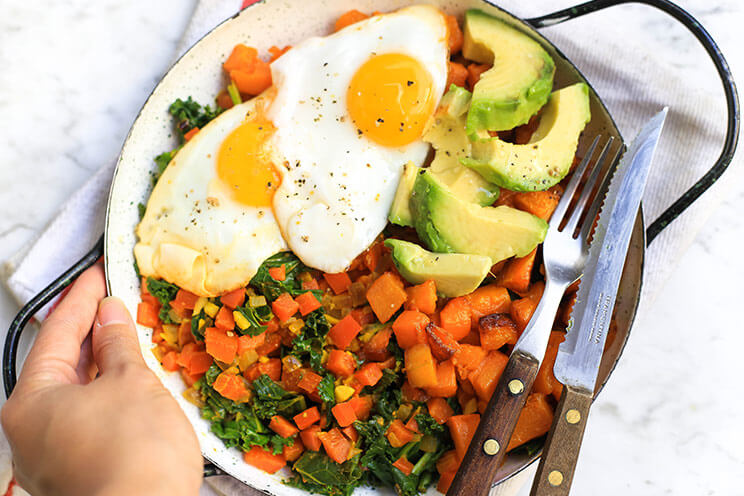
549,136 -> 600,229
579,144 -> 623,242
564,137 -> 614,235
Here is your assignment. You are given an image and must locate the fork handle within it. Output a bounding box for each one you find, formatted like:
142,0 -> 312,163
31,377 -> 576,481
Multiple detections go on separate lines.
530,385 -> 593,496
446,351 -> 540,496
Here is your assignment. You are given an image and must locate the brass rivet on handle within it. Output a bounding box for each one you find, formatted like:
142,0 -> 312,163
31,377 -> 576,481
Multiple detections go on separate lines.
548,470 -> 564,486
483,439 -> 500,455
508,379 -> 524,395
566,409 -> 581,424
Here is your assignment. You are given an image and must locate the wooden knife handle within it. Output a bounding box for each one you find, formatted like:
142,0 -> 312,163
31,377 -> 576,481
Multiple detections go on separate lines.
530,385 -> 593,496
447,351 -> 540,496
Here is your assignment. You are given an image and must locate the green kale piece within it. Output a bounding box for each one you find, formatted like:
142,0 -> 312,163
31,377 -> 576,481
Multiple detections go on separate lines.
250,252 -> 320,300
252,374 -> 307,420
145,277 -> 179,324
414,413 -> 446,436
289,309 -> 330,373
317,374 -> 336,407
233,303 -> 272,336
270,434 -> 295,455
168,97 -> 222,141
288,452 -> 364,496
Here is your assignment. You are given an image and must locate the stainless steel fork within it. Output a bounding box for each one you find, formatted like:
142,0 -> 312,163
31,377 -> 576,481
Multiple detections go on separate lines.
447,136 -> 621,496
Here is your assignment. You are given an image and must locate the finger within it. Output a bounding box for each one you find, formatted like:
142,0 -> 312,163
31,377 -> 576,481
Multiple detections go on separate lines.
16,263 -> 106,392
92,296 -> 146,374
75,334 -> 98,384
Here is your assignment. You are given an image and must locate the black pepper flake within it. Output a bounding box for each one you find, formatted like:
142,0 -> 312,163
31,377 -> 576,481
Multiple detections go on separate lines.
377,118 -> 384,123
407,80 -> 414,86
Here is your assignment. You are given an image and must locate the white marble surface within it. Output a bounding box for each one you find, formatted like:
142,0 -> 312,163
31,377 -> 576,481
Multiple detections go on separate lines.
0,0 -> 742,495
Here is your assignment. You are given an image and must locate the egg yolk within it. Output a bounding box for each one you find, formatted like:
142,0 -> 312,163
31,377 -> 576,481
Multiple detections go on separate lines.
217,119 -> 279,207
347,53 -> 436,147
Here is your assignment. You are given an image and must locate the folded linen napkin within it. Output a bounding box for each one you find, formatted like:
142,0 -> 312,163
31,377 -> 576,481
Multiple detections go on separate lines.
1,1 -> 739,495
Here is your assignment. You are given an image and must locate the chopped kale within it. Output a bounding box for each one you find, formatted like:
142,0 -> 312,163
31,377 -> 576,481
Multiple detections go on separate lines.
252,374 -> 307,420
366,369 -> 402,421
270,434 -> 295,455
233,303 -> 271,336
168,97 -> 222,141
289,309 -> 330,373
190,308 -> 210,342
317,374 -> 336,407
137,202 -> 146,219
414,413 -> 446,436
288,452 -> 364,496
146,277 -> 179,324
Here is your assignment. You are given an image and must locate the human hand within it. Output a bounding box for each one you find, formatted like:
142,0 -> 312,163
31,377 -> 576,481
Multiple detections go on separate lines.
1,264 -> 202,496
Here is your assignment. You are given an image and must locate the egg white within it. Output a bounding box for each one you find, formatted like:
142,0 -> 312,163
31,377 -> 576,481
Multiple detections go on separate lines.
267,5 -> 449,273
134,96 -> 288,297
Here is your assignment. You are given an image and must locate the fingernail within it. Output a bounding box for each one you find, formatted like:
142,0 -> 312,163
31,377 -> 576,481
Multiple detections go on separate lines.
97,296 -> 130,327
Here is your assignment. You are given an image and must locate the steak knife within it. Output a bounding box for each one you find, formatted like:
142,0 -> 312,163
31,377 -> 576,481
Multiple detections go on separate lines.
531,108 -> 668,495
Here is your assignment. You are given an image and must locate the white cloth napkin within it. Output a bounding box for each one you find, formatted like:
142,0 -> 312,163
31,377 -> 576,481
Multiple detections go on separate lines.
1,0 -> 739,495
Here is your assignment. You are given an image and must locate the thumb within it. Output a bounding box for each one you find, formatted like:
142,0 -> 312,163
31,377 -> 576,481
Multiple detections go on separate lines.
92,296 -> 147,373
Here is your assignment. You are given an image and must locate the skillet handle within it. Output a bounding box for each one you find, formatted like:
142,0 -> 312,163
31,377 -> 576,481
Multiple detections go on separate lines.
527,0 -> 740,245
2,235 -> 104,398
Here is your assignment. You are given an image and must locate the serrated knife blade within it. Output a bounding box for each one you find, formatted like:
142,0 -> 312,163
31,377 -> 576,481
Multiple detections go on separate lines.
555,108 -> 668,392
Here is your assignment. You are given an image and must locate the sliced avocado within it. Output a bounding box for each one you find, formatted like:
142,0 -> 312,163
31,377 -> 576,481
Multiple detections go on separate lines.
462,83 -> 591,192
389,161 -> 419,227
385,239 -> 492,297
424,86 -> 499,206
410,170 -> 547,263
463,9 -> 555,134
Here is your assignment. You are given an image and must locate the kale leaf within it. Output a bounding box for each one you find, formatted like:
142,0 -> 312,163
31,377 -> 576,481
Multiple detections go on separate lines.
414,413 -> 445,436
317,374 -> 336,407
190,308 -> 210,342
252,374 -> 307,420
168,97 -> 222,141
146,277 -> 179,324
288,452 -> 364,496
250,252 -> 321,300
366,369 -> 402,421
270,434 -> 295,455
289,309 -> 330,373
233,304 -> 271,336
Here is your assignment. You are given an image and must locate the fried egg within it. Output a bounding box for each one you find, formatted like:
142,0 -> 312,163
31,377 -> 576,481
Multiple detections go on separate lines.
135,95 -> 288,297
268,5 -> 449,272
135,5 -> 448,295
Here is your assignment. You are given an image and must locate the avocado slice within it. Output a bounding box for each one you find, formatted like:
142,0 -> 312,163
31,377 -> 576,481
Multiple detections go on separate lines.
410,170 -> 547,263
424,85 -> 500,206
385,239 -> 492,297
462,83 -> 591,192
389,161 -> 420,227
463,9 -> 555,134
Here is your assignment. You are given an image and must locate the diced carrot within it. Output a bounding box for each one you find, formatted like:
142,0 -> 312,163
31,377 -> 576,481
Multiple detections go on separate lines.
177,342 -> 198,369
334,9 -> 368,32
362,241 -> 383,273
323,272 -> 353,295
513,186 -> 562,221
469,351 -> 509,402
466,284 -> 511,325
318,428 -> 351,464
404,343 -> 438,388
136,301 -> 160,328
362,327 -> 392,361
217,89 -> 234,110
447,414 -> 481,460
326,349 -> 356,377
507,393 -> 554,451
404,280 -> 437,314
510,298 -> 537,332
223,44 -> 258,73
243,446 -> 286,474
245,358 -> 282,382
425,360 -> 457,398
427,397 -> 454,425
300,425 -> 322,451
270,415 -> 299,438
256,332 -> 281,356
341,425 -> 359,443
329,314 -> 362,350
366,272 -> 408,323
268,264 -> 286,282
272,293 -> 299,323
437,471 -> 456,494
386,419 -> 416,448
180,368 -> 202,387
439,297 -> 471,341
393,456 -> 414,476
297,370 -> 322,394
401,381 -> 429,403
295,292 -> 321,316
268,45 -> 291,62
178,320 -> 194,349
161,350 -> 180,372
205,327 -> 238,364
213,372 -> 250,402
331,401 -> 358,428
478,314 -> 518,351
220,287 -> 246,309
188,351 -> 213,375
452,344 -> 487,381
393,311 -> 429,349
498,249 -> 537,294
351,306 -> 376,326
347,395 -> 373,420
237,332 -> 266,354
444,14 -> 463,54
282,437 -> 304,462
215,305 -> 236,331
302,278 -> 320,290
173,289 -> 200,310
354,362 -> 382,387
425,323 -> 461,361
436,449 -> 461,475
534,331 -> 566,395
405,415 -> 420,433
229,62 -> 272,96
183,127 -> 199,141
467,63 -> 490,91
459,329 -> 481,347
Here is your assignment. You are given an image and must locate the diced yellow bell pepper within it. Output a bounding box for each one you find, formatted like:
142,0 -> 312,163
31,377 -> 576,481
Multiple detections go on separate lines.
204,301 -> 220,318
335,385 -> 355,403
